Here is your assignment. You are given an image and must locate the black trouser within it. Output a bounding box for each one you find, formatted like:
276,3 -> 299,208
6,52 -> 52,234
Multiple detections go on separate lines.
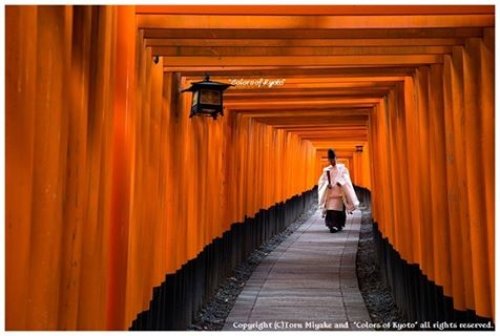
325,209 -> 346,230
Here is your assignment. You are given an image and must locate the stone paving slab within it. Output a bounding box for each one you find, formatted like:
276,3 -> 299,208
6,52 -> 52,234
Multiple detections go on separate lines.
223,209 -> 372,331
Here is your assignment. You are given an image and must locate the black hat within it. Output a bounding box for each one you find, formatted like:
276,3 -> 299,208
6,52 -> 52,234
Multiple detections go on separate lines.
327,149 -> 336,159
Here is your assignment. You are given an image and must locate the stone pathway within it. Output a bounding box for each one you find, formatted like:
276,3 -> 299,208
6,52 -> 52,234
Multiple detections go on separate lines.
223,210 -> 372,331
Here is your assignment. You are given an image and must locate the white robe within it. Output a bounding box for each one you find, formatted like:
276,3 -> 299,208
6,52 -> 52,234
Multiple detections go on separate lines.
318,164 -> 359,212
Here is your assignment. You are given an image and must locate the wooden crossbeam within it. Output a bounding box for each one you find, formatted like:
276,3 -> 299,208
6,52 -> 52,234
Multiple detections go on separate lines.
224,90 -> 392,98
225,81 -> 398,89
251,115 -> 369,125
226,97 -> 381,107
151,45 -> 453,57
170,67 -> 416,77
233,109 -> 372,117
145,38 -> 465,48
136,5 -> 494,16
231,103 -> 377,112
138,14 -> 493,29
162,55 -> 443,67
144,28 -> 484,40
313,142 -> 367,148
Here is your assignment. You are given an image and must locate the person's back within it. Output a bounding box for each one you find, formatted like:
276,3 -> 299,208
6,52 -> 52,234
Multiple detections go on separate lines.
317,149 -> 359,233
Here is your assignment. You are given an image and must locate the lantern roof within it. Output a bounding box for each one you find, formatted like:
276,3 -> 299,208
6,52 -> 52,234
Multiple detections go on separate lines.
181,74 -> 233,92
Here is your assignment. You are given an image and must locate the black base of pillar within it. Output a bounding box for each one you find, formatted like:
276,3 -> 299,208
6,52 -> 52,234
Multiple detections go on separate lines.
373,222 -> 494,331
129,187 -> 317,330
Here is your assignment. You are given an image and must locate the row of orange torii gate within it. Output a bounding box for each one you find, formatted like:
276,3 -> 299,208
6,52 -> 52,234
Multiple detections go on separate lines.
6,5 -> 494,330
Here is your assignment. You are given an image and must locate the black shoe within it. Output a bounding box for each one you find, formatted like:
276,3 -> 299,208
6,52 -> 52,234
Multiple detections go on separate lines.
329,227 -> 339,233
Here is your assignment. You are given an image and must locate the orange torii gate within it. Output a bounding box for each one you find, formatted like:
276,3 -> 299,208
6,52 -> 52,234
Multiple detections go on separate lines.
6,5 -> 494,330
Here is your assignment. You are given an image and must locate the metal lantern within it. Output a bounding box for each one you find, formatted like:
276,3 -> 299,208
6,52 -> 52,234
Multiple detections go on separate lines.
181,74 -> 233,119
355,145 -> 364,153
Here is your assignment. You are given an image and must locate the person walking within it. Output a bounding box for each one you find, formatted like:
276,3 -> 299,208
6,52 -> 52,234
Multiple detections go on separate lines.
318,149 -> 359,233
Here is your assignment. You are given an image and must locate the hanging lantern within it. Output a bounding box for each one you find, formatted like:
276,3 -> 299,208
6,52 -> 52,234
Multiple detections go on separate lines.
181,74 -> 233,119
355,145 -> 364,153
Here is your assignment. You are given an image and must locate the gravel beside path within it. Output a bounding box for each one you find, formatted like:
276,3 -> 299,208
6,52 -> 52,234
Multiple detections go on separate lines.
356,209 -> 409,329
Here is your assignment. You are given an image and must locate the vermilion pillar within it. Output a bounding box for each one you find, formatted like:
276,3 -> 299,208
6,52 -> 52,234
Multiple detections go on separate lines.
106,5 -> 136,330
